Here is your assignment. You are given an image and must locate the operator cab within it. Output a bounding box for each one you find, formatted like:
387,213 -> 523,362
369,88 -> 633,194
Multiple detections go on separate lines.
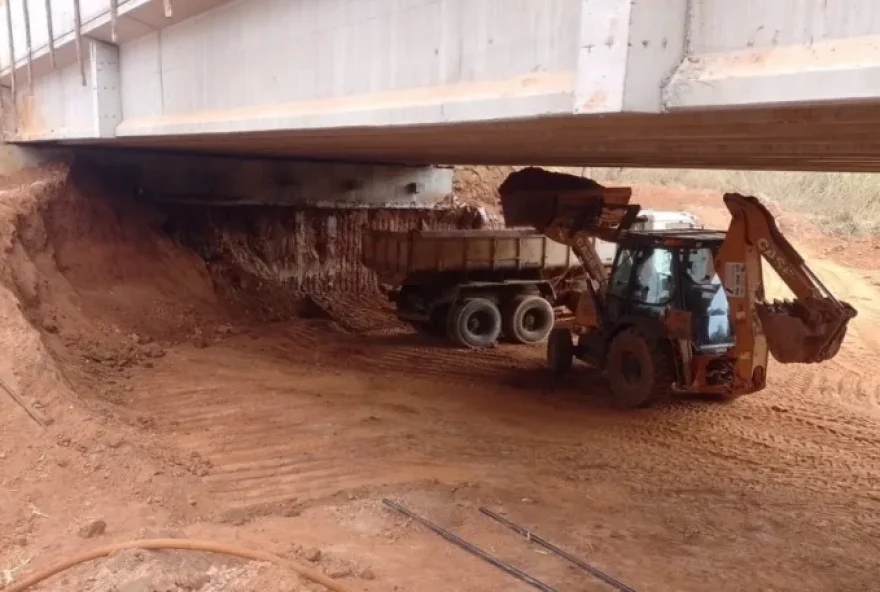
606,230 -> 734,353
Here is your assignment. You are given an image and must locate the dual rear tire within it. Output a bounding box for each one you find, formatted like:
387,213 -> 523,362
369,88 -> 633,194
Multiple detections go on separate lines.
445,295 -> 555,349
447,298 -> 503,348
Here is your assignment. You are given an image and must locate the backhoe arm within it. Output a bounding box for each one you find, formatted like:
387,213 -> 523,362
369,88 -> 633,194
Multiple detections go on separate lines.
720,193 -> 857,365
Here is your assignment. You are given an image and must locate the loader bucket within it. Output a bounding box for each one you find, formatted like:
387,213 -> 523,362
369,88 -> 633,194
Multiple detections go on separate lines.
498,167 -> 637,235
757,298 -> 857,364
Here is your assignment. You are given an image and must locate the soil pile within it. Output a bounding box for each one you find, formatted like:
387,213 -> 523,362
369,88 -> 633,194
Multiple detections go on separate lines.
0,160 -> 227,414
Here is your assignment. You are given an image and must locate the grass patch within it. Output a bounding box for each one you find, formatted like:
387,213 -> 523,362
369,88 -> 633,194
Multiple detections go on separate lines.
576,168 -> 880,237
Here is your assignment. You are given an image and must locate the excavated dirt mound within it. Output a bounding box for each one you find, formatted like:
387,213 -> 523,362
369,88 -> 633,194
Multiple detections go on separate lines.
0,161 -> 229,416
0,161 -> 493,409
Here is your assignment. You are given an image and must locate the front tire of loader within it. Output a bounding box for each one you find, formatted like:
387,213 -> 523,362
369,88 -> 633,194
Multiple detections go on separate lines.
447,298 -> 502,348
605,328 -> 675,408
547,327 -> 574,374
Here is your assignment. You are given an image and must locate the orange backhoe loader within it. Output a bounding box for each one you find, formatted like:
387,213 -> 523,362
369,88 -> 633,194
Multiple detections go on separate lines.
499,168 -> 857,407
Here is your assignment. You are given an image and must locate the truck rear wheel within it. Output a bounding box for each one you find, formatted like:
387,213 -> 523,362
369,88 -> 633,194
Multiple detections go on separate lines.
447,298 -> 502,348
547,328 -> 574,374
605,328 -> 674,408
503,295 -> 555,344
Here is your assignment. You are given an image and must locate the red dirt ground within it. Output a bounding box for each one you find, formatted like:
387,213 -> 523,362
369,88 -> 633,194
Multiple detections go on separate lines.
0,163 -> 877,592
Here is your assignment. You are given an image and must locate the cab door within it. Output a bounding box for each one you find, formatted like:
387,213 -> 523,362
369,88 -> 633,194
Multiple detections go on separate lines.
606,246 -> 677,324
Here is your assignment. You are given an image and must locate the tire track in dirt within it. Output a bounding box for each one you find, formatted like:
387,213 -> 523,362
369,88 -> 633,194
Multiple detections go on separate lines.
127,338 -> 484,512
123,238 -> 880,522
763,256 -> 880,417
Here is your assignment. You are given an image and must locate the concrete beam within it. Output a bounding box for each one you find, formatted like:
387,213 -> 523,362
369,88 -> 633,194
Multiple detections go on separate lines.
574,0 -> 687,114
76,149 -> 455,208
664,36 -> 880,109
114,0 -> 581,138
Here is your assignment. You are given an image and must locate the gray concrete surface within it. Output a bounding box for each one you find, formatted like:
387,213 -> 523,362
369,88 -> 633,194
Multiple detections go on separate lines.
76,148 -> 455,208
2,0 -> 880,170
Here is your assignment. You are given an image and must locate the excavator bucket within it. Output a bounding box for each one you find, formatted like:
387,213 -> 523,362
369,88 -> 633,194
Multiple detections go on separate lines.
722,192 -> 858,365
498,167 -> 639,241
757,297 -> 857,364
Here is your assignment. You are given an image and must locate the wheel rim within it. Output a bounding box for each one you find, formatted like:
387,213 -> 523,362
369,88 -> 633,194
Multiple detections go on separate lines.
467,310 -> 494,336
521,303 -> 551,334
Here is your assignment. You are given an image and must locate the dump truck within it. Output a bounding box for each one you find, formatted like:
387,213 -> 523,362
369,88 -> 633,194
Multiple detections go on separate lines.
363,228 -> 575,348
362,209 -> 700,349
498,167 -> 857,406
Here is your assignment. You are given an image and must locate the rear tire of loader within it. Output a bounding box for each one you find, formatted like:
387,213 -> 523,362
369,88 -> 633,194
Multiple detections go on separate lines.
503,295 -> 555,344
605,328 -> 674,408
447,298 -> 502,349
547,328 -> 574,374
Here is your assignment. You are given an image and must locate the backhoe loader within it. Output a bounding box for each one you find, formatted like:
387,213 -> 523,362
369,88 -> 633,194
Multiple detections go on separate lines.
499,168 -> 857,407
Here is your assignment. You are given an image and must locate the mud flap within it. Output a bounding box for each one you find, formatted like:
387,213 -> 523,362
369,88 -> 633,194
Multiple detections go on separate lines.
757,298 -> 857,364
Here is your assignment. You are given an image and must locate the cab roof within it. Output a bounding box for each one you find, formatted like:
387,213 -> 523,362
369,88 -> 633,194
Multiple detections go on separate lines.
619,228 -> 727,248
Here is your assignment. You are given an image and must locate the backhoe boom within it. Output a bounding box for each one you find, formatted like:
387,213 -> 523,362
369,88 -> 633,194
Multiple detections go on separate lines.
720,193 -> 857,365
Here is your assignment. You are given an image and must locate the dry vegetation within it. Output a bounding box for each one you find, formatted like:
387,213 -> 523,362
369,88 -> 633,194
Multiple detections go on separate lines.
579,167 -> 880,236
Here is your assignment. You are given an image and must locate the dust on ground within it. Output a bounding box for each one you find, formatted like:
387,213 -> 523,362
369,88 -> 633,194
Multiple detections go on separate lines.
0,162 -> 878,592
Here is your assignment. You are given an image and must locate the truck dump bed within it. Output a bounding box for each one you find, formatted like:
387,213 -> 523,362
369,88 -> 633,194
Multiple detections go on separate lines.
363,228 -> 577,285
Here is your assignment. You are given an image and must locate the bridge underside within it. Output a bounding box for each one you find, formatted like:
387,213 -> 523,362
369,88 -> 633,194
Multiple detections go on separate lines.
5,0 -> 880,171
45,104 -> 880,171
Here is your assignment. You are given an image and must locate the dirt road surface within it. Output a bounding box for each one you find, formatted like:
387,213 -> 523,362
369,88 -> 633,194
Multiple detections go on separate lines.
0,164 -> 878,592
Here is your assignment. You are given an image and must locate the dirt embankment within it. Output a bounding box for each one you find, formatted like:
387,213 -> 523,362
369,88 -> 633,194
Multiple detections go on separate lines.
0,159 -> 496,591
0,161 -> 878,592
0,159 -> 490,400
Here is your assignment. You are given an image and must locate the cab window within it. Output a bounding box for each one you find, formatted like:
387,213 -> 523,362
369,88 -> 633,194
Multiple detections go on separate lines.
630,248 -> 675,305
608,248 -> 635,297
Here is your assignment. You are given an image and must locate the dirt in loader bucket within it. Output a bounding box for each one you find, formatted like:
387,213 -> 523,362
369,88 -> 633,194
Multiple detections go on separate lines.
498,167 -> 635,237
758,297 -> 857,364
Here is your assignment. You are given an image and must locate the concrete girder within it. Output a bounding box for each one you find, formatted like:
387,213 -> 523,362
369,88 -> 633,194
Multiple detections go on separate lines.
75,148 -> 456,208
3,0 -> 880,171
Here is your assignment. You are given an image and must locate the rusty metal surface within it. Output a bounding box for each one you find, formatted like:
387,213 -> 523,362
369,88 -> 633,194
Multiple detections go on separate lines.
63,103 -> 880,172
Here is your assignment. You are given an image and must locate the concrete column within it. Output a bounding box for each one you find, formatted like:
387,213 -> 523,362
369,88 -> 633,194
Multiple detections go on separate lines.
10,38 -> 121,141
90,40 -> 122,138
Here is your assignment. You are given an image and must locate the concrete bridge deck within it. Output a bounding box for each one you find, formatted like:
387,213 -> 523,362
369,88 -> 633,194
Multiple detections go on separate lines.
2,0 -> 880,170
